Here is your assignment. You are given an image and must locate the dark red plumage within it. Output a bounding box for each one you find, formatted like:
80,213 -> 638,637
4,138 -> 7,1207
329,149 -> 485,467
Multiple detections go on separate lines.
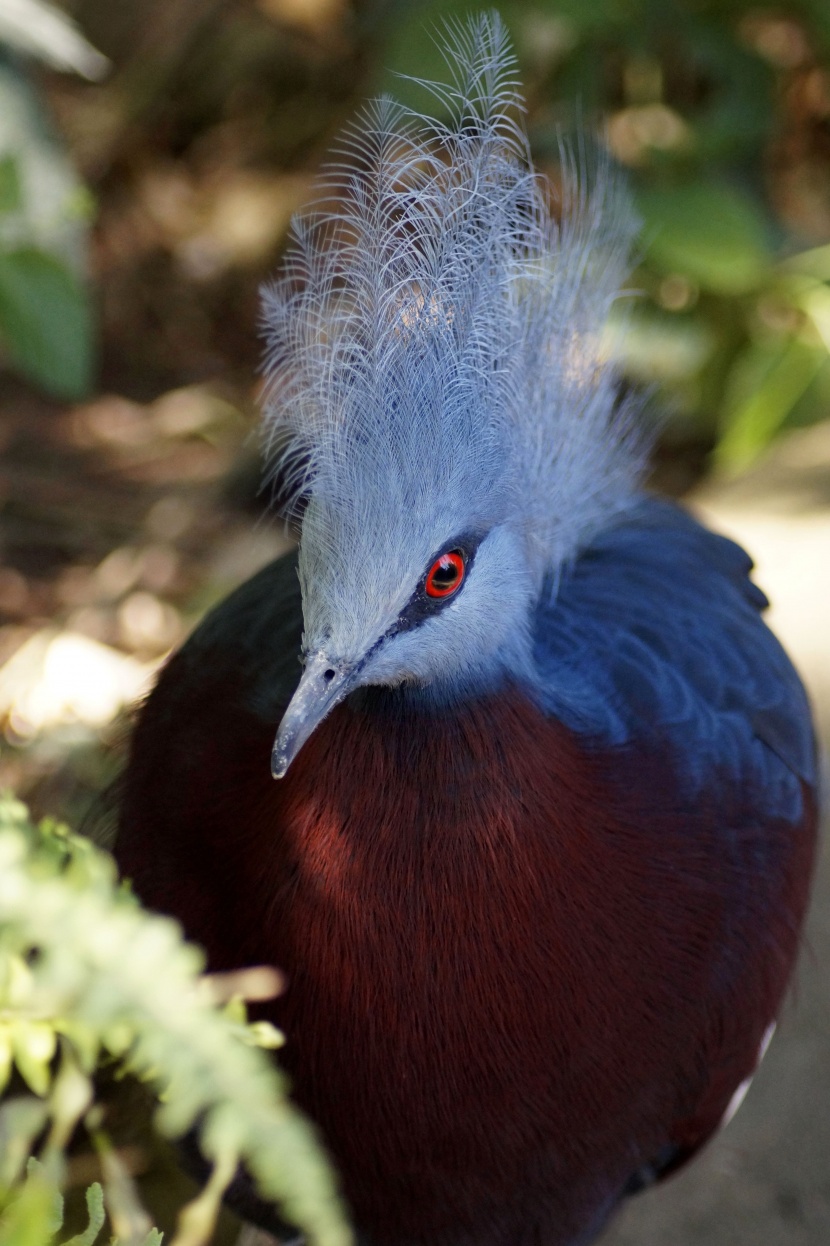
118,625 -> 816,1246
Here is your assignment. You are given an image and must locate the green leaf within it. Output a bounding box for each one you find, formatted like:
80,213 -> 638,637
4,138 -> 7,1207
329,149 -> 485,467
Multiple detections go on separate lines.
0,247 -> 94,399
95,1134 -> 155,1246
0,1029 -> 12,1095
0,155 -> 23,215
716,335 -> 825,469
0,1158 -> 64,1246
11,1022 -> 56,1097
49,1046 -> 94,1151
0,796 -> 351,1246
636,182 -> 773,295
243,1021 -> 285,1050
63,1182 -> 106,1246
0,1098 -> 49,1187
54,1020 -> 100,1075
170,1147 -> 235,1246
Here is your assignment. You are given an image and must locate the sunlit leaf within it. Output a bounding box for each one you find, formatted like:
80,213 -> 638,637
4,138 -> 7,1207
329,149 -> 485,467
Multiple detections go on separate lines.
170,1146 -> 235,1246
11,1021 -> 57,1097
0,1029 -> 12,1094
0,1157 -> 64,1246
49,1046 -> 93,1150
0,796 -> 351,1246
0,0 -> 109,79
54,1019 -> 101,1074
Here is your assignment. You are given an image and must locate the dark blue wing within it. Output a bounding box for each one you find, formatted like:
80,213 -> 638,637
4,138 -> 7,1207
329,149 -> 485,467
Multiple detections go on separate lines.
535,496 -> 815,821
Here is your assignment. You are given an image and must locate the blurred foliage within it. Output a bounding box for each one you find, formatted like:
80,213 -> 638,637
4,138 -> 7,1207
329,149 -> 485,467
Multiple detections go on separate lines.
0,2 -> 98,399
1,0 -> 828,461
0,0 -> 108,79
0,229 -> 94,400
380,0 -> 830,468
0,794 -> 351,1246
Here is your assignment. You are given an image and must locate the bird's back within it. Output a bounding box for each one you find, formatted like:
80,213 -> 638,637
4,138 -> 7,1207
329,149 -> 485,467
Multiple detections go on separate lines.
117,497 -> 817,1246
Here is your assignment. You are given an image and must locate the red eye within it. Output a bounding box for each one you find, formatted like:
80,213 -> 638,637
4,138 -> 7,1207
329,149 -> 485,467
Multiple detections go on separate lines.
425,550 -> 465,599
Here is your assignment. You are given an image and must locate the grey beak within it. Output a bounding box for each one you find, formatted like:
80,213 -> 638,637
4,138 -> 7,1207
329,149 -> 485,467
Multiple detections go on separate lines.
272,650 -> 354,779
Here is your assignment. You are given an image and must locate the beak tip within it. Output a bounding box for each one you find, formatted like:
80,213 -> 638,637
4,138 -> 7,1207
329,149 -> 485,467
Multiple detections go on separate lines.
270,650 -> 353,781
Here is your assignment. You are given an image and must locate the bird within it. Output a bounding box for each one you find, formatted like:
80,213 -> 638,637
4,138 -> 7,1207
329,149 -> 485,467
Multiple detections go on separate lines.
116,15 -> 818,1246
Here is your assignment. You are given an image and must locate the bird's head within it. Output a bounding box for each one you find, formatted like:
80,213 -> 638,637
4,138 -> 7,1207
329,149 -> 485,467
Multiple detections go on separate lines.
263,16 -> 645,777
272,485 -> 536,776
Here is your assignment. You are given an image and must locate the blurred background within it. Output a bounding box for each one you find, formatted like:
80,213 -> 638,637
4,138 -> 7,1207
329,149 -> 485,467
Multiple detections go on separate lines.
0,0 -> 827,1243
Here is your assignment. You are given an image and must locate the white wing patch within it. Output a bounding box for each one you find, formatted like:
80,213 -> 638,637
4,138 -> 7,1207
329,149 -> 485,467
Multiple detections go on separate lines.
720,1021 -> 777,1130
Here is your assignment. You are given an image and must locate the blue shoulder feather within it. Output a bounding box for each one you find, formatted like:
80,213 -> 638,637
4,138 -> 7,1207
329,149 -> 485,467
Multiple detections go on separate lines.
535,496 -> 815,821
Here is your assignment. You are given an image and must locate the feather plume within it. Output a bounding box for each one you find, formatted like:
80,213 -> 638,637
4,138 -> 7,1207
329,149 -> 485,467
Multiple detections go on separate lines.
261,12 -> 646,586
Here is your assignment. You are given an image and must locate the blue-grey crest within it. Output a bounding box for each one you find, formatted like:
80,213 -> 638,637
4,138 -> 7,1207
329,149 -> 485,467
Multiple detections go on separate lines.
261,13 -> 645,777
